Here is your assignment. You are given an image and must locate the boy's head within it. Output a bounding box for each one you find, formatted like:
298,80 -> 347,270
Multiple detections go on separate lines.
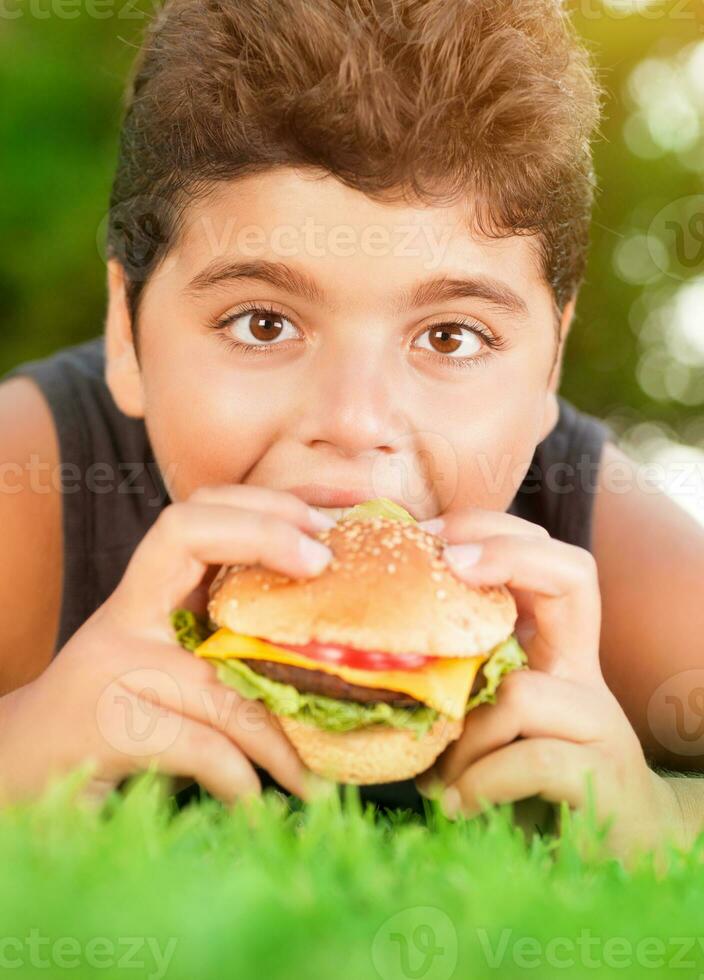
105,0 -> 602,520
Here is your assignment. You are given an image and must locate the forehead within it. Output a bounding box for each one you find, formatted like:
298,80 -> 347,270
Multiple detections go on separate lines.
168,167 -> 546,308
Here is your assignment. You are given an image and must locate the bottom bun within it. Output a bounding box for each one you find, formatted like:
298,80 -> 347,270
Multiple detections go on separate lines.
278,714 -> 463,785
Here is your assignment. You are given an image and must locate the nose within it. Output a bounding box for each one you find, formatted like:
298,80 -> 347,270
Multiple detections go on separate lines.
296,340 -> 407,457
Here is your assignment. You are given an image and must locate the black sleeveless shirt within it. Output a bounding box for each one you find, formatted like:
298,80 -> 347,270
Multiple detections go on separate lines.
3,336 -> 615,810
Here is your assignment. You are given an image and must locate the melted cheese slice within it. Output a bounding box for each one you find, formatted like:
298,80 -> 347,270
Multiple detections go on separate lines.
195,628 -> 485,721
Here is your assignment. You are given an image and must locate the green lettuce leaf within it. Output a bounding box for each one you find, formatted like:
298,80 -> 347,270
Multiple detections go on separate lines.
340,497 -> 417,524
207,639 -> 525,736
169,605 -> 439,737
210,657 -> 439,738
170,609 -> 212,652
170,608 -> 526,736
466,634 -> 527,713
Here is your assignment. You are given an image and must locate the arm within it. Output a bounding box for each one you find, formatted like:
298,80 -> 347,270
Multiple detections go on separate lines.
592,440 -> 704,770
409,505 -> 704,864
0,378 -> 63,695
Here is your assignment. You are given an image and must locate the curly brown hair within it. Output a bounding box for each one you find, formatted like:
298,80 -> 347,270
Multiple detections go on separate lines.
106,0 -> 603,325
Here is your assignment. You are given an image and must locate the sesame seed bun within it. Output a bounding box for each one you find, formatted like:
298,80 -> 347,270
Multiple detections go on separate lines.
208,517 -> 517,657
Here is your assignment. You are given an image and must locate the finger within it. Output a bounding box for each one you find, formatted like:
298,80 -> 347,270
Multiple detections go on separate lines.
443,738 -> 599,818
441,533 -> 601,681
111,502 -> 334,632
96,682 -> 262,803
117,654 -> 317,799
151,715 -> 262,804
179,486 -> 335,613
434,669 -> 604,785
420,508 -> 550,543
187,484 -> 335,536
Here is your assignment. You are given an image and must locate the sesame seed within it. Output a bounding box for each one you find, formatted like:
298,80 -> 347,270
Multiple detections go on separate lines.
387,563 -> 396,573
436,589 -> 447,600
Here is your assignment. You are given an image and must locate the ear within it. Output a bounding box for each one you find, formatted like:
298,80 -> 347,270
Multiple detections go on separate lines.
538,294 -> 576,442
105,259 -> 145,419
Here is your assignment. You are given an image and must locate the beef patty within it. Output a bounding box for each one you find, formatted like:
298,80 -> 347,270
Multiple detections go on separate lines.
241,658 -> 421,707
240,658 -> 489,708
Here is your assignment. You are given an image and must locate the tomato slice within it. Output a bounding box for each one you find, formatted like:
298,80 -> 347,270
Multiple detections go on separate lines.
267,638 -> 432,672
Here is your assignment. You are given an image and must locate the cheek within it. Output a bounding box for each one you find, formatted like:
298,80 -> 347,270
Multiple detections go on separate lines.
140,357 -> 290,501
428,385 -> 547,512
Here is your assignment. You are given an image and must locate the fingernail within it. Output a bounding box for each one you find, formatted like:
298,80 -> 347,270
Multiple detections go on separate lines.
308,507 -> 337,531
299,536 -> 334,573
441,786 -> 462,818
418,518 -> 445,535
444,543 -> 483,571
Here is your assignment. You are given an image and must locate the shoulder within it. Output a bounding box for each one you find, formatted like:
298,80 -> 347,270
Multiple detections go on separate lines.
0,376 -> 62,693
593,439 -> 704,765
0,336 -> 169,660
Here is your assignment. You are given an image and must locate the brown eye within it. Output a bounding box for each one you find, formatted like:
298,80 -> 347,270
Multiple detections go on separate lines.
427,325 -> 463,354
413,323 -> 483,360
224,307 -> 299,347
248,312 -> 285,343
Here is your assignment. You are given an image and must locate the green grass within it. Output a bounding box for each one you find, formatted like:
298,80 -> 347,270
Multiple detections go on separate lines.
2,771 -> 704,979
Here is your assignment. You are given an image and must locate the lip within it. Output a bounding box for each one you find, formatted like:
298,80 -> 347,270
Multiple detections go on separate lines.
286,484 -> 411,511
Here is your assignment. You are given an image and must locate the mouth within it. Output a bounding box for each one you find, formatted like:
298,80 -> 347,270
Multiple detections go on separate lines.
283,484 -> 422,521
311,505 -> 358,523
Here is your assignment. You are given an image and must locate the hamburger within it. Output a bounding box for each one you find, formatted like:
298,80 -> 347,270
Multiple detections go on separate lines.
172,498 -> 526,785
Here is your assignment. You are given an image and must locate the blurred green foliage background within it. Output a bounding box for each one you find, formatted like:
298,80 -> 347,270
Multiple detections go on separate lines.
1,0 -> 703,441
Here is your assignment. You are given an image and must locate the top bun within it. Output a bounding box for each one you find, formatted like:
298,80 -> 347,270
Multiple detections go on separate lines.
208,517 -> 517,658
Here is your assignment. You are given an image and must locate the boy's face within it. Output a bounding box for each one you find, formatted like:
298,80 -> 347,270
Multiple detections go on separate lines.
106,167 -> 572,521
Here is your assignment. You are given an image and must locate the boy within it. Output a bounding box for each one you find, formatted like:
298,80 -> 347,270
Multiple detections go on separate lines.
1,0 -> 703,861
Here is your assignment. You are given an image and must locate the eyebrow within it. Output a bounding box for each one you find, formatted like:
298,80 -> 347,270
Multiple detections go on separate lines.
184,258 -> 530,319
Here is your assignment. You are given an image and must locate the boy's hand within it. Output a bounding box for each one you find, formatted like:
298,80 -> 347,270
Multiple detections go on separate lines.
415,509 -> 683,861
0,486 -> 336,806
